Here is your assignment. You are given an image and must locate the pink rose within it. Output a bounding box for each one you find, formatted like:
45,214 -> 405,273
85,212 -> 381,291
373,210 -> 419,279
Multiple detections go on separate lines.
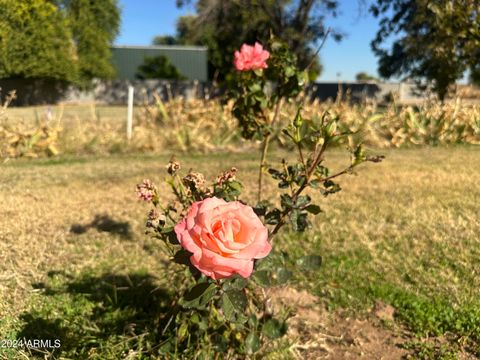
234,42 -> 270,71
174,197 -> 271,280
136,179 -> 157,202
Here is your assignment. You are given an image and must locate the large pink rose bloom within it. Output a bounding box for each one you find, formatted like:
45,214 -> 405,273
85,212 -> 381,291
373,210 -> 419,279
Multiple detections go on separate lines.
174,197 -> 271,280
234,42 -> 270,71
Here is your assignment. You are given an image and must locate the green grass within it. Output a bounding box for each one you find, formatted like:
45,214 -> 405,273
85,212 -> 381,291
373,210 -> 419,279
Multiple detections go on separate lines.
0,147 -> 479,359
273,146 -> 480,358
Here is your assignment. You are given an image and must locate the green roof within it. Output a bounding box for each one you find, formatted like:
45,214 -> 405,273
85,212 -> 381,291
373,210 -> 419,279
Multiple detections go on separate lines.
111,45 -> 208,81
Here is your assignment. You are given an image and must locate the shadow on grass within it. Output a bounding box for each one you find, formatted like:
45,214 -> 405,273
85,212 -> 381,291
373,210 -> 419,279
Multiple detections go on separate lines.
19,271 -> 174,358
70,214 -> 132,240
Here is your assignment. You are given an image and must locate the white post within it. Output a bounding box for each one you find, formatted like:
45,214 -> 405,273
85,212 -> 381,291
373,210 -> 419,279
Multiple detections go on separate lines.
127,85 -> 134,141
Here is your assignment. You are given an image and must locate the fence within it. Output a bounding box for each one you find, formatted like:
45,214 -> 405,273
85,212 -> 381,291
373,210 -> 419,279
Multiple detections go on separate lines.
0,78 -> 430,106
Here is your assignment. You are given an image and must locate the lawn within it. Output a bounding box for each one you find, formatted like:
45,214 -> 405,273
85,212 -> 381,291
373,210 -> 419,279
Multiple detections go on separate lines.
0,146 -> 479,359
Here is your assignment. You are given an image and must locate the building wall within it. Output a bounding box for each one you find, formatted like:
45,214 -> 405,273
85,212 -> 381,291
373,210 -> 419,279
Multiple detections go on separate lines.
1,78 -> 431,106
60,81 -> 423,105
111,45 -> 208,82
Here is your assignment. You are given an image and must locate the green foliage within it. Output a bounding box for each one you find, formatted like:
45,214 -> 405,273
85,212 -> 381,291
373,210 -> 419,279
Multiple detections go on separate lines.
136,55 -> 186,80
251,101 -> 382,234
172,0 -> 341,80
402,341 -> 461,360
371,284 -> 480,343
244,331 -> 261,354
0,0 -> 76,82
231,37 -> 308,140
58,0 -> 120,84
0,0 -> 120,86
141,162 -> 294,356
279,226 -> 480,359
371,0 -> 480,100
152,35 -> 180,46
221,290 -> 248,322
262,318 -> 288,340
355,71 -> 378,82
181,282 -> 218,309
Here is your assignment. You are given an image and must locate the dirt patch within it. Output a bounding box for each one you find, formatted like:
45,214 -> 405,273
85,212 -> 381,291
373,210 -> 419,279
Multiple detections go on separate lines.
269,287 -> 411,359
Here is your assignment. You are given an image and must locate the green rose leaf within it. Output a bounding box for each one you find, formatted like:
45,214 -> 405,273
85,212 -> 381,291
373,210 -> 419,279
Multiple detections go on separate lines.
177,322 -> 189,341
222,275 -> 248,291
252,269 -> 272,287
212,333 -> 229,352
248,314 -> 258,328
221,289 -> 248,322
309,179 -> 320,189
280,194 -> 294,210
181,282 -> 217,309
248,82 -> 262,93
245,332 -> 261,354
295,195 -> 311,208
275,267 -> 292,285
351,144 -> 366,166
165,230 -> 178,244
228,180 -> 243,193
296,255 -> 322,270
268,168 -> 283,180
253,200 -> 270,216
290,210 -> 309,232
262,318 -> 287,339
321,180 -> 342,197
265,209 -> 282,225
253,69 -> 264,77
304,204 -> 322,214
172,249 -> 191,266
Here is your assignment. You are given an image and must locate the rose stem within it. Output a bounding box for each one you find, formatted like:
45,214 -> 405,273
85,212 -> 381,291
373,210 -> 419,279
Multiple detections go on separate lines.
257,98 -> 283,203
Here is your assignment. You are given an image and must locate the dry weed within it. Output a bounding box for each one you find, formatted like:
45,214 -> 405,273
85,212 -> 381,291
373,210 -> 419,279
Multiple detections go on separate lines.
2,94 -> 479,159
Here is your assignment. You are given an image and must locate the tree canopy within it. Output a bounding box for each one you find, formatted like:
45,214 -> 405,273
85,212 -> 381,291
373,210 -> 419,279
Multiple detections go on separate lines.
57,0 -> 121,84
0,0 -> 76,82
168,0 -> 342,81
152,35 -> 180,46
136,56 -> 185,80
0,0 -> 120,86
355,72 -> 378,82
370,0 -> 480,100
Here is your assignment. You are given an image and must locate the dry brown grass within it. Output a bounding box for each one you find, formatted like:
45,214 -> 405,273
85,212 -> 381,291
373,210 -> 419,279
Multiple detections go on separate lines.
2,96 -> 479,159
1,146 -> 478,315
315,146 -> 480,299
0,145 -> 479,358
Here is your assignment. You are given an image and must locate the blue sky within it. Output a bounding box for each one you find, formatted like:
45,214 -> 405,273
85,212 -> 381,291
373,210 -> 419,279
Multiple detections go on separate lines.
116,1 -> 383,81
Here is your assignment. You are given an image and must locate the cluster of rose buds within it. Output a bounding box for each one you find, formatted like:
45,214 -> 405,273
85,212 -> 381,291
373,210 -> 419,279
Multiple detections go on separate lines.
216,167 -> 237,186
167,159 -> 181,176
182,171 -> 206,192
146,208 -> 165,229
136,179 -> 157,202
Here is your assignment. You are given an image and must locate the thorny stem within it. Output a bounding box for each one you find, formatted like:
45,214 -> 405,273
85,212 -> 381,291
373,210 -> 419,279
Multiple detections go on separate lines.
269,140 -> 356,241
296,142 -> 306,170
257,98 -> 284,202
318,166 -> 353,184
257,134 -> 271,203
259,29 -> 329,203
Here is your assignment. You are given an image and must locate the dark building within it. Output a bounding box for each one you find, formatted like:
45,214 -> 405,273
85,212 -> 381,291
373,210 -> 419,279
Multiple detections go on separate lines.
110,45 -> 208,81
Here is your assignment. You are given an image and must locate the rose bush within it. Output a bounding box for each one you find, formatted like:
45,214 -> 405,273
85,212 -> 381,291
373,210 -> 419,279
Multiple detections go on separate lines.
137,38 -> 382,358
174,197 -> 271,280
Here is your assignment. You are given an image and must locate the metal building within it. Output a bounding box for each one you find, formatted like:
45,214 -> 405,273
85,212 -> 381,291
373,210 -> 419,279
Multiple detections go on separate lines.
111,45 -> 208,81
